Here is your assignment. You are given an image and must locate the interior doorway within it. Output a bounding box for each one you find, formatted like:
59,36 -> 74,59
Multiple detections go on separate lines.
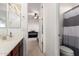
27,3 -> 44,56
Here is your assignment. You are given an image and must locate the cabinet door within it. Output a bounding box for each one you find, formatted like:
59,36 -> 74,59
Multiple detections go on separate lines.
12,44 -> 20,56
7,53 -> 12,56
19,39 -> 23,56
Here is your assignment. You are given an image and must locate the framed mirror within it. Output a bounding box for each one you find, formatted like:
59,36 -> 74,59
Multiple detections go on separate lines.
0,3 -> 21,28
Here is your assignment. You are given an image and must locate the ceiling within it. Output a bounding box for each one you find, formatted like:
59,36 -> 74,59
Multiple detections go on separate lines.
28,3 -> 41,12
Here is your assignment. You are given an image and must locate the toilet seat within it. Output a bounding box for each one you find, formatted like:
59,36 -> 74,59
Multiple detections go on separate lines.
60,46 -> 74,54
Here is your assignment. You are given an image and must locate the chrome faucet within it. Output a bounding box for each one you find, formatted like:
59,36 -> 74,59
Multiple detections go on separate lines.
10,32 -> 12,37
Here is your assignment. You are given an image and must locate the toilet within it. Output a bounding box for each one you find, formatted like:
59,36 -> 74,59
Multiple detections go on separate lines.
60,46 -> 74,56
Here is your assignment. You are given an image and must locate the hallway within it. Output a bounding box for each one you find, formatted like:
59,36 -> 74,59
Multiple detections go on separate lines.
28,38 -> 44,56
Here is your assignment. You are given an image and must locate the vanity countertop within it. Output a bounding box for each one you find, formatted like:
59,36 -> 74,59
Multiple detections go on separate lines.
0,33 -> 24,56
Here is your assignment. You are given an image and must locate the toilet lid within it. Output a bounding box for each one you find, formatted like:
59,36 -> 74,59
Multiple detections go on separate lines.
60,46 -> 74,53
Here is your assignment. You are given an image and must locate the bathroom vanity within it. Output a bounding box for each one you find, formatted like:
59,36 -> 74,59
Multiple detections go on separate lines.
0,3 -> 24,56
0,34 -> 24,56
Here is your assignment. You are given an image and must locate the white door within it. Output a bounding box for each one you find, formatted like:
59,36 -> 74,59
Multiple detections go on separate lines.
43,3 -> 59,55
39,18 -> 43,52
38,4 -> 44,53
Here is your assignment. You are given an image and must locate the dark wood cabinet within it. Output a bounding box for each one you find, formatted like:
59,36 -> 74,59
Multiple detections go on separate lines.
8,39 -> 23,56
19,39 -> 23,56
12,44 -> 20,56
8,53 -> 12,56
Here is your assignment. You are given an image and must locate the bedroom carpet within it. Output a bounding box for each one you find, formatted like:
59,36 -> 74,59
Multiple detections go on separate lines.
28,38 -> 44,56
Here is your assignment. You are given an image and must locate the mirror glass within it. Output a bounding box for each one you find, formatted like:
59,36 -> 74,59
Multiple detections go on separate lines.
7,3 -> 21,28
0,3 -> 7,27
0,3 -> 21,28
